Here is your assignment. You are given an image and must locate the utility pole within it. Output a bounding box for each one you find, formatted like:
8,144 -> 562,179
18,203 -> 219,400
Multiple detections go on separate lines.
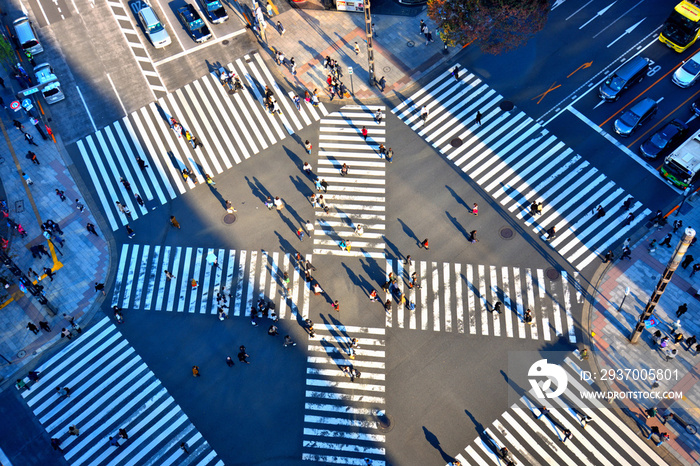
364,0 -> 375,86
630,227 -> 695,343
0,250 -> 56,316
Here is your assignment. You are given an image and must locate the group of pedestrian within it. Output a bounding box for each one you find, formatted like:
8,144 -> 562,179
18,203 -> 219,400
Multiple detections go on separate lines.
169,117 -> 202,150
264,85 -> 282,115
323,55 -> 347,100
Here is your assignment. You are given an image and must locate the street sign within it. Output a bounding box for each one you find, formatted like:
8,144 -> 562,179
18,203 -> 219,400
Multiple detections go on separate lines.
348,67 -> 353,75
21,98 -> 31,108
10,101 -> 20,111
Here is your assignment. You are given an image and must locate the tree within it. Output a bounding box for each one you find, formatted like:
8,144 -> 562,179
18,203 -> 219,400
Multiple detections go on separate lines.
427,0 -> 550,55
0,34 -> 17,72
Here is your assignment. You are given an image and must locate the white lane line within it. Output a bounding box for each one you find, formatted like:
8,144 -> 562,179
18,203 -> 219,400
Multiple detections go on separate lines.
106,73 -> 127,116
153,29 -> 247,67
76,86 -> 97,132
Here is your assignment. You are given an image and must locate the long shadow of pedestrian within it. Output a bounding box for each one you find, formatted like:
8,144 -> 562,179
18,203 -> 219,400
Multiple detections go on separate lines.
446,212 -> 470,241
284,201 -> 306,231
445,185 -> 471,212
464,409 -> 500,453
397,218 -> 420,246
340,263 -> 372,296
207,184 -> 226,210
383,237 -> 404,262
359,257 -> 384,290
245,175 -> 271,206
289,174 -> 312,202
167,151 -> 186,174
422,426 -> 458,464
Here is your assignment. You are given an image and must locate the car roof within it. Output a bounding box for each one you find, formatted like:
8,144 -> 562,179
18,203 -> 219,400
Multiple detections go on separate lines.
631,97 -> 656,112
179,5 -> 197,21
140,6 -> 159,23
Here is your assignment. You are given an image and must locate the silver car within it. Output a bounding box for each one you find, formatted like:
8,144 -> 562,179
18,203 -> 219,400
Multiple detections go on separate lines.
673,50 -> 700,88
138,6 -> 171,48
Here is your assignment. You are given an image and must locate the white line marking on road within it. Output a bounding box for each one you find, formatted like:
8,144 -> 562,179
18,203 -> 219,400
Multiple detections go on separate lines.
76,86 -> 97,132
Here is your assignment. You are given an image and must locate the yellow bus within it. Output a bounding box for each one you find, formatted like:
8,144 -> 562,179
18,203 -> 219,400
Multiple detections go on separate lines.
660,1 -> 700,52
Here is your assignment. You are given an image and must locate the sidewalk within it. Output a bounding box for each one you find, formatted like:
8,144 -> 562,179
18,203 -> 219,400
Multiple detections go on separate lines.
262,6 -> 453,101
589,195 -> 700,466
0,93 -> 108,385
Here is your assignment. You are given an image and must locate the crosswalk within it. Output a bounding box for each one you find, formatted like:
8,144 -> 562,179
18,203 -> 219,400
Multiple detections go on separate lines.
302,324 -> 386,466
448,357 -> 666,466
392,67 -> 650,272
111,244 -> 312,319
384,259 -> 580,343
74,51 -> 328,231
20,317 -> 222,466
313,105 -> 386,259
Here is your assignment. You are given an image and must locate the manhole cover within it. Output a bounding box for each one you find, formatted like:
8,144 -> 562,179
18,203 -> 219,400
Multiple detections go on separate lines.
546,268 -> 560,280
499,227 -> 514,240
375,410 -> 394,433
223,213 -> 237,224
17,350 -> 26,358
407,41 -> 415,47
382,66 -> 391,73
451,138 -> 462,148
222,40 -> 229,45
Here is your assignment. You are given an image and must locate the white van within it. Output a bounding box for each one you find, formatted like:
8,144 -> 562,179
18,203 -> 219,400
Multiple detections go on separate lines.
34,63 -> 64,104
13,17 -> 42,55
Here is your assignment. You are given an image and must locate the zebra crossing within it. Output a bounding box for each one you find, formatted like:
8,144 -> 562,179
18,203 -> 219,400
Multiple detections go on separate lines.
313,105 -> 386,259
74,51 -> 328,231
448,357 -> 666,466
19,317 -> 222,466
111,244 -> 312,319
392,67 -> 650,272
384,259 -> 579,343
302,324 -> 386,465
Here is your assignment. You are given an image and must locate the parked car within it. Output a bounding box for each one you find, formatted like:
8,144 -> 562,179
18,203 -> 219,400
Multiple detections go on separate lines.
178,4 -> 212,43
199,0 -> 228,23
599,56 -> 650,102
614,97 -> 658,137
138,6 -> 171,48
34,63 -> 65,104
13,17 -> 42,55
673,49 -> 700,88
640,119 -> 688,160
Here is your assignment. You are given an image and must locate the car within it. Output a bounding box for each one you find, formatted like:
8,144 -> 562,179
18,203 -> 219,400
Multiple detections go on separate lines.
640,119 -> 688,160
199,0 -> 228,24
598,56 -> 650,102
673,49 -> 700,87
614,97 -> 658,137
138,6 -> 171,48
178,4 -> 212,43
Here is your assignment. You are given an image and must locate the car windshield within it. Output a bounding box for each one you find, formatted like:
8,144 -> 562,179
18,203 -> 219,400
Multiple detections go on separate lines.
148,21 -> 164,33
605,76 -> 625,91
683,59 -> 700,76
650,133 -> 670,148
207,0 -> 223,11
22,40 -> 38,49
190,18 -> 204,29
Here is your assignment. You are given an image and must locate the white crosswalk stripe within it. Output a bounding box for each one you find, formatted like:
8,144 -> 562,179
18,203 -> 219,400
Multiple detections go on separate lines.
392,67 -> 650,271
111,244 -> 316,320
302,324 -> 386,465
18,317 -> 222,466
313,105 -> 386,259
384,259 -> 578,342
448,357 -> 666,466
73,51 -> 329,231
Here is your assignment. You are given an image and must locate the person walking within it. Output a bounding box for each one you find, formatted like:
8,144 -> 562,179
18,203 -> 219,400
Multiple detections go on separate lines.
561,429 -> 573,443
109,436 -> 121,447
340,163 -> 349,176
452,65 -> 460,80
331,300 -> 340,312
421,238 -> 429,250
603,250 -> 614,263
290,57 -> 296,75
676,303 -> 688,317
226,356 -> 234,367
277,21 -> 285,35
313,283 -> 323,295
660,233 -> 673,247
283,335 -> 297,347
305,140 -> 312,153
645,406 -> 658,419
682,254 -> 695,269
370,289 -> 378,302
420,106 -> 429,124
118,428 -> 129,440
26,151 -> 39,164
192,365 -> 200,377
85,222 -> 99,236
361,126 -> 368,141
50,438 -> 63,452
125,224 -> 135,238
386,147 -> 393,163
39,320 -> 51,332
94,282 -> 106,296
180,442 -> 190,454
472,203 -> 478,216
238,346 -> 250,363
27,322 -> 39,335
25,132 -> 38,146
164,270 -> 175,280
375,109 -> 382,124
470,230 -> 479,243
170,216 -> 181,229
620,247 -> 632,260
321,179 -> 329,193
354,42 -> 361,55
43,267 -> 55,281
68,425 -> 80,436
475,110 -> 482,125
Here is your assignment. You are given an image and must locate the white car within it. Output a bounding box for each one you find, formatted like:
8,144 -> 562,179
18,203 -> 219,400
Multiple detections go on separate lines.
138,6 -> 171,48
673,50 -> 700,88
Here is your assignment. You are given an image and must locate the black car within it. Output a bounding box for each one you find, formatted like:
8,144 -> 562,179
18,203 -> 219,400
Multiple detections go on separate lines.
178,4 -> 211,43
640,119 -> 688,160
199,0 -> 227,23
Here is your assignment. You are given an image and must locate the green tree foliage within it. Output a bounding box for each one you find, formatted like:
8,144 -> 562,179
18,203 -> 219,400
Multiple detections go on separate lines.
0,35 -> 16,72
428,0 -> 550,55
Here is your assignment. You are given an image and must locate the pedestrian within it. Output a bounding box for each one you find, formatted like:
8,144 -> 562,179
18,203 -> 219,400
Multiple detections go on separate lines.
22,172 -> 33,185
305,219 -> 314,234
666,348 -> 678,362
620,246 -> 631,260
537,202 -> 543,216
524,309 -> 534,325
340,163 -> 349,176
164,270 -> 175,280
284,335 -> 297,347
296,227 -> 305,241
69,425 -> 80,436
290,57 -> 296,75
137,156 -> 148,170
562,428 -> 573,443
624,212 -> 635,226
580,414 -> 593,428
39,320 -> 51,332
494,301 -> 503,314
314,283 -> 323,295
645,406 -> 658,419
369,289 -> 378,302
13,119 -> 24,132
268,324 -> 279,336
192,365 -> 200,377
277,20 -> 285,35
420,106 -> 429,124
117,428 -> 129,440
55,189 -> 66,201
470,230 -> 479,243
109,436 -> 121,447
43,267 -> 55,281
27,322 -> 39,335
226,200 -> 236,213
361,126 -> 368,141
452,65 -> 460,80
126,224 -> 135,238
537,406 -> 549,419
692,263 -> 700,277
384,299 -> 392,311
663,413 -> 675,424
332,300 -> 340,312
603,250 -> 614,263
226,356 -> 234,367
56,386 -> 71,398
238,346 -> 250,364
682,254 -> 695,269
421,238 -> 429,250
113,305 -> 124,323
386,147 -> 393,163
321,179 -> 329,193
377,76 -> 386,91
674,220 -> 683,233
191,279 -> 198,289
659,233 -> 673,248
649,239 -> 657,252
26,151 -> 39,164
676,303 -> 688,317
305,140 -> 312,153
354,42 -> 360,55
180,442 -> 190,454
25,132 -> 38,146
274,196 -> 284,210
375,108 -> 382,124
425,30 -> 433,45
472,203 -> 479,216
94,282 -> 106,295
656,432 -> 670,447
475,110 -> 482,125
51,438 -> 63,451
686,335 -> 697,349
